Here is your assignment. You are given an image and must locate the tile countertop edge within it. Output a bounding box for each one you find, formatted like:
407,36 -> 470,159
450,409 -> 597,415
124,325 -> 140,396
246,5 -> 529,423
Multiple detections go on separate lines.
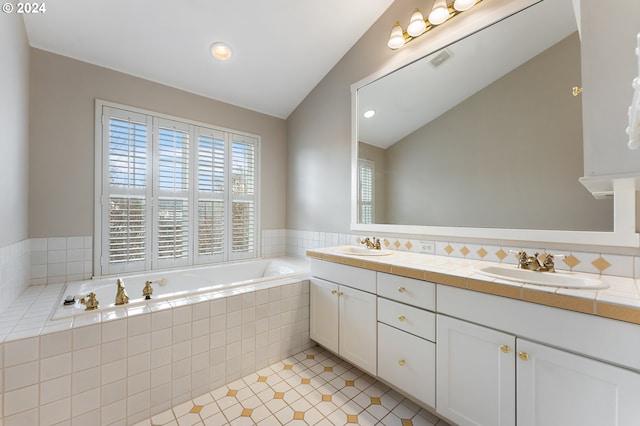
306,248 -> 640,326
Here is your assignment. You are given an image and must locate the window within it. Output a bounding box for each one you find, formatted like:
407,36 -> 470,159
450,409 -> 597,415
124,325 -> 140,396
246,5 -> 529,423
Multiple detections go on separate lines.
358,158 -> 375,224
95,101 -> 259,276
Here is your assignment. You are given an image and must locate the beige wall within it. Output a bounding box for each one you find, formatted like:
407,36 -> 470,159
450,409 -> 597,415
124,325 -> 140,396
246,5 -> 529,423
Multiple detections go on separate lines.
0,14 -> 30,246
385,32 -> 612,231
287,0 -> 638,237
29,49 -> 287,238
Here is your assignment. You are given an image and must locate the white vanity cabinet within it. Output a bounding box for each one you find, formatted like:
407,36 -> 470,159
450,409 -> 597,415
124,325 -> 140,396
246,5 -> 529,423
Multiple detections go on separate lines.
309,259 -> 377,375
436,315 -> 515,426
517,339 -> 640,426
377,273 -> 436,407
437,285 -> 640,426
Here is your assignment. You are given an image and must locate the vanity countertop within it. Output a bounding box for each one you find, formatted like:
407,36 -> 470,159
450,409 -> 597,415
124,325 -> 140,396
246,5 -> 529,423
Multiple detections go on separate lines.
306,246 -> 640,326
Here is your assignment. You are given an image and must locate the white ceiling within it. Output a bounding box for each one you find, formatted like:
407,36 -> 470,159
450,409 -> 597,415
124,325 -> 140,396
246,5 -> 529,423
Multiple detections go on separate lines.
22,0 -> 394,119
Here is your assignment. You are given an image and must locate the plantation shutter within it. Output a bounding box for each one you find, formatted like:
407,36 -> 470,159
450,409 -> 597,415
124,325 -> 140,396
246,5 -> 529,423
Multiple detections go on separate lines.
154,118 -> 191,269
230,134 -> 258,260
103,107 -> 153,274
358,158 -> 375,224
96,101 -> 260,276
196,127 -> 226,263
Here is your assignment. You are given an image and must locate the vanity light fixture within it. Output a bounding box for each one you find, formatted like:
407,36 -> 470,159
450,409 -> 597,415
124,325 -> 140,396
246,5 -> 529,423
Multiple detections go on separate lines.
387,0 -> 483,49
210,42 -> 233,61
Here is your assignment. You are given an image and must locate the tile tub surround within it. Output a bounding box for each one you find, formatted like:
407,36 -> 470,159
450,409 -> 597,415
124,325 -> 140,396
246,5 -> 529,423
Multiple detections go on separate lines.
0,279 -> 311,425
135,346 -> 452,426
307,247 -> 640,325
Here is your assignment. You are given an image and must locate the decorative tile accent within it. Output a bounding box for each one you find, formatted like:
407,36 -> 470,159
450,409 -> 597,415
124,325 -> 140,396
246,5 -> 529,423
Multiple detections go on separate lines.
592,256 -> 612,272
477,247 -> 488,258
444,245 -> 454,255
257,376 -> 267,383
563,254 -> 581,269
496,249 -> 508,261
241,408 -> 252,417
347,414 -> 359,423
345,380 -> 355,387
294,411 -> 305,420
190,405 -> 203,414
371,396 -> 381,405
301,378 -> 311,384
394,240 -> 401,249
283,364 -> 293,370
460,246 -> 470,257
322,394 -> 332,402
226,390 -> 238,397
405,241 -> 413,250
274,392 -> 285,399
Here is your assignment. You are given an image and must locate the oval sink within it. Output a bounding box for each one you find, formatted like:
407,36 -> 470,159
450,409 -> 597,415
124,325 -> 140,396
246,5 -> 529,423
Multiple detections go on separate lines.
334,246 -> 393,256
475,265 -> 607,289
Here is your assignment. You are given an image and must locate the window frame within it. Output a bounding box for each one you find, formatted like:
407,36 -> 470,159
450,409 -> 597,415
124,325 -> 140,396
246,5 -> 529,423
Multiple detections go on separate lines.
94,99 -> 261,277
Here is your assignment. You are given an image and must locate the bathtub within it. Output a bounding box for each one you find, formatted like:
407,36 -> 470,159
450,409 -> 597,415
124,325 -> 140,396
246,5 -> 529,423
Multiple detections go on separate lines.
52,257 -> 309,320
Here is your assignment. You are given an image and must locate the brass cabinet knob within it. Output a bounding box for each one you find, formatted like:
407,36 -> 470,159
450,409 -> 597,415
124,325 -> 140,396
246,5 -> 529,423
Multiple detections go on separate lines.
398,359 -> 406,366
398,287 -> 406,293
500,345 -> 511,354
331,290 -> 337,295
337,291 -> 344,296
398,315 -> 406,322
519,352 -> 529,361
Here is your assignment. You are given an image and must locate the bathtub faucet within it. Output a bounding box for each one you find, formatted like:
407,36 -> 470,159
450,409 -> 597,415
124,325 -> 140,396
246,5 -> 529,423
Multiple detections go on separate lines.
142,278 -> 168,300
115,278 -> 129,305
79,292 -> 99,311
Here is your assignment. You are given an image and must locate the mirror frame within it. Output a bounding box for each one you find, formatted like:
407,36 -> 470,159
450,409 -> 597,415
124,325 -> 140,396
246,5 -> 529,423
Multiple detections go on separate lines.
350,0 -> 640,248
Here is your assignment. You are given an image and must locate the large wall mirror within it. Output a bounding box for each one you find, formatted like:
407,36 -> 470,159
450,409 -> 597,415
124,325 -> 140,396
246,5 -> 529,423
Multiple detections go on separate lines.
352,0 -> 630,246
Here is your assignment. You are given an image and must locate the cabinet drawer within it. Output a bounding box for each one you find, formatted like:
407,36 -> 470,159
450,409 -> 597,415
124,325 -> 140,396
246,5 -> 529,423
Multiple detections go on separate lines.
377,297 -> 435,342
310,259 -> 376,293
378,322 -> 435,408
377,273 -> 435,310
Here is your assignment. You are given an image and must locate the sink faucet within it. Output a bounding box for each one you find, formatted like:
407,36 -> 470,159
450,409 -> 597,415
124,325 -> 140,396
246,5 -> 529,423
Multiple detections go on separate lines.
115,278 -> 129,305
361,237 -> 381,250
513,251 -> 558,272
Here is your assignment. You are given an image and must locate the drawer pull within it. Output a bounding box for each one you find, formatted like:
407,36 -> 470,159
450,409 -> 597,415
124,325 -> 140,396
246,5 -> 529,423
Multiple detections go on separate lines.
398,287 -> 406,293
398,359 -> 406,366
337,291 -> 344,296
500,345 -> 511,354
398,315 -> 406,322
331,290 -> 337,295
519,352 -> 529,361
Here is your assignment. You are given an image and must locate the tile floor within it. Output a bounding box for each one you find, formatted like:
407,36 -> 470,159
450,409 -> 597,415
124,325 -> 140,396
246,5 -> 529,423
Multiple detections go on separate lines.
135,345 -> 451,426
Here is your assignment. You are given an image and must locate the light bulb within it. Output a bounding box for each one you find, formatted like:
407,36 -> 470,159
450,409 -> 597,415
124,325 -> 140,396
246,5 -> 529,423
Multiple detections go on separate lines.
407,9 -> 427,37
387,22 -> 406,49
428,0 -> 450,25
453,0 -> 475,11
210,42 -> 232,61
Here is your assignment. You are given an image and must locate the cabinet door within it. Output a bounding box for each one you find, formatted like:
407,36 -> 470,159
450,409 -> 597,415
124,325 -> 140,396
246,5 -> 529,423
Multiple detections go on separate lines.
378,322 -> 436,407
517,339 -> 640,426
309,278 -> 339,354
437,315 -> 516,426
339,284 -> 377,375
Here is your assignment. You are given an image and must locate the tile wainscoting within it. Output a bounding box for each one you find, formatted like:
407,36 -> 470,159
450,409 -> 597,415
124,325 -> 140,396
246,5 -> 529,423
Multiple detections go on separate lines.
0,279 -> 311,425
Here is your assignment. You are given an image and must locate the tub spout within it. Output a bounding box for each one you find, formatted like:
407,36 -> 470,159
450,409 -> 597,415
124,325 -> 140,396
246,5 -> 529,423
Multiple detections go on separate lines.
115,278 -> 129,305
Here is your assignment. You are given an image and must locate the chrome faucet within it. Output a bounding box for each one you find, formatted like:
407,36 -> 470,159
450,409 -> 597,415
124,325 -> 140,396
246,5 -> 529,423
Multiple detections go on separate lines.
513,251 -> 559,272
361,237 -> 381,250
115,278 -> 129,305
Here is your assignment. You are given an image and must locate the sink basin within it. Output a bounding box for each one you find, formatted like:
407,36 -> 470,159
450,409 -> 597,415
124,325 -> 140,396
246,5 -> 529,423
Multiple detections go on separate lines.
334,246 -> 393,256
475,265 -> 607,289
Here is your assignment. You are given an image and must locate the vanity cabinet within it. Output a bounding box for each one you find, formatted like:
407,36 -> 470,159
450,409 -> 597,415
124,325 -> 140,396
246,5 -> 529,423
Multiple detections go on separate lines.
309,259 -> 377,375
377,273 -> 436,407
437,286 -> 640,426
517,339 -> 640,426
436,315 -> 515,426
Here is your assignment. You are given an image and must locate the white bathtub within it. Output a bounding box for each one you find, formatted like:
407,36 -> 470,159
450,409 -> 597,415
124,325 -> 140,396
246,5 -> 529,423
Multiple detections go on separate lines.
52,257 -> 309,320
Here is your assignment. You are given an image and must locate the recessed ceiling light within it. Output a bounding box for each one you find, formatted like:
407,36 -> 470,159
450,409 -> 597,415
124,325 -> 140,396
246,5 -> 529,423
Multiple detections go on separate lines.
210,42 -> 232,61
363,110 -> 376,118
